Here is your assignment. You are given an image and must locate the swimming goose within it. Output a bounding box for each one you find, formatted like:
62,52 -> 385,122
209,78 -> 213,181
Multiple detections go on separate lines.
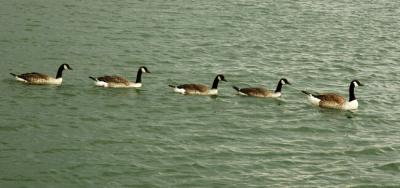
302,80 -> 363,110
168,74 -> 227,95
89,66 -> 150,88
232,78 -> 291,98
10,63 -> 72,85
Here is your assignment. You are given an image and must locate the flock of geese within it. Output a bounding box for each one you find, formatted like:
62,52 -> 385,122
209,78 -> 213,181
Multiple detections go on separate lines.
10,63 -> 363,111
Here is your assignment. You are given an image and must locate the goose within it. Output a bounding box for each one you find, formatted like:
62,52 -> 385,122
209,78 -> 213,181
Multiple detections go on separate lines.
232,78 -> 291,98
302,80 -> 363,110
168,74 -> 227,95
89,66 -> 150,88
10,63 -> 72,85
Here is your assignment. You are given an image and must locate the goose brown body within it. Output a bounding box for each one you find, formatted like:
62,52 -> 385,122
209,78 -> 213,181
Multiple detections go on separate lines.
237,88 -> 275,97
302,80 -> 363,110
312,93 -> 346,109
10,64 -> 72,85
169,74 -> 227,95
233,78 -> 290,98
89,66 -> 150,88
17,72 -> 51,83
176,84 -> 209,94
96,76 -> 130,87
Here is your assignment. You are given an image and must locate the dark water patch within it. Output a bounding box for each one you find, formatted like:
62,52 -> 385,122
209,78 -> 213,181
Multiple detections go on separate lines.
38,148 -> 82,154
0,124 -> 29,132
88,139 -> 134,146
275,126 -> 335,134
344,146 -> 396,156
0,176 -> 35,182
0,39 -> 11,43
79,116 -> 102,122
350,185 -> 400,188
376,162 -> 400,173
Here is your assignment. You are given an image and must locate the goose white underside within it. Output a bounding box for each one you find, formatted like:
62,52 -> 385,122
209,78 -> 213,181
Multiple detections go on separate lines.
307,95 -> 321,106
306,94 -> 359,110
238,91 -> 248,96
94,81 -> 142,88
344,100 -> 358,110
173,88 -> 218,95
270,92 -> 282,98
237,91 -> 281,98
208,89 -> 218,95
15,77 -> 28,82
173,87 -> 186,94
46,78 -> 63,85
95,81 -> 108,87
15,76 -> 62,85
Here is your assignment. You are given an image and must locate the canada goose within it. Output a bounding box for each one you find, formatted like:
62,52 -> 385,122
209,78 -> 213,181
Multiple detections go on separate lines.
232,78 -> 291,98
302,80 -> 363,110
10,64 -> 72,85
89,66 -> 150,88
168,74 -> 227,95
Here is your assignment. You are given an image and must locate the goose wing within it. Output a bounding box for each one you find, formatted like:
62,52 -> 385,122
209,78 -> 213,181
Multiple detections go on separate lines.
315,93 -> 346,103
18,72 -> 50,81
97,75 -> 130,85
177,84 -> 208,93
239,87 -> 271,96
316,93 -> 346,108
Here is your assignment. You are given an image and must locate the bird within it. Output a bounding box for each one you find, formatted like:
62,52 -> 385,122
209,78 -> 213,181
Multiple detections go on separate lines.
232,78 -> 291,98
89,66 -> 151,88
168,74 -> 227,95
301,80 -> 363,110
10,63 -> 72,85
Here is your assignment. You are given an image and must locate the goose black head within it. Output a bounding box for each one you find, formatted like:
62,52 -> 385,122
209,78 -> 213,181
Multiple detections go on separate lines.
139,66 -> 151,73
56,64 -> 72,78
217,74 -> 227,82
280,78 -> 291,85
62,64 -> 73,70
351,80 -> 363,87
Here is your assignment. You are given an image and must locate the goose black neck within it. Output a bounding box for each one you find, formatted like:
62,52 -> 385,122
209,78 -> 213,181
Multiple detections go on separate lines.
274,80 -> 283,93
56,65 -> 64,79
135,68 -> 143,83
211,77 -> 220,89
349,83 -> 356,101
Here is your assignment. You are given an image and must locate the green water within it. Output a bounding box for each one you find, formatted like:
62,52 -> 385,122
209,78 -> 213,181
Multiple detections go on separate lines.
1,0 -> 400,187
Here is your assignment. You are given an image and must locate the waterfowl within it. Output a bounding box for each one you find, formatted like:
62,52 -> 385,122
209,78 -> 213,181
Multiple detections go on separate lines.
89,66 -> 150,88
10,63 -> 72,85
168,74 -> 227,95
302,80 -> 363,110
232,78 -> 291,98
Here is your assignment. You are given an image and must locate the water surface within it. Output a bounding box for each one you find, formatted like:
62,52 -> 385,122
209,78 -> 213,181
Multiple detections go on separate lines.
1,0 -> 400,187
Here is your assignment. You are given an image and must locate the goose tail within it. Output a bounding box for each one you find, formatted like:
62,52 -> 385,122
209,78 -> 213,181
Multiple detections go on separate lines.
168,84 -> 176,88
10,73 -> 17,77
301,90 -> 312,95
89,76 -> 97,81
232,86 -> 240,92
